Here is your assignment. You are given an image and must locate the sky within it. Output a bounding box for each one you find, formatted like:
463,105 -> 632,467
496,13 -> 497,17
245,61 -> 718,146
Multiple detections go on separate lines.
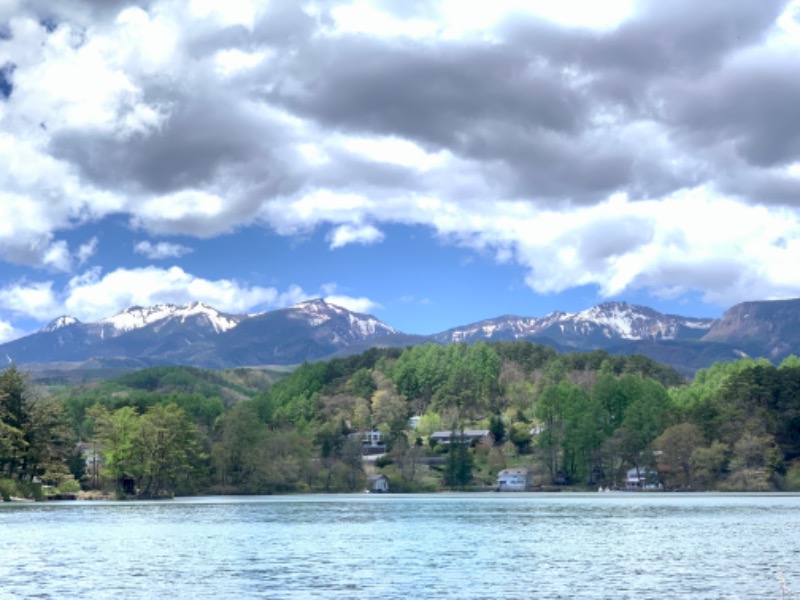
0,0 -> 800,340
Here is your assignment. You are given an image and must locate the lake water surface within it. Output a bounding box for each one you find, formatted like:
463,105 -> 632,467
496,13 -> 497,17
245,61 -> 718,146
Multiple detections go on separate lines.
1,493 -> 799,599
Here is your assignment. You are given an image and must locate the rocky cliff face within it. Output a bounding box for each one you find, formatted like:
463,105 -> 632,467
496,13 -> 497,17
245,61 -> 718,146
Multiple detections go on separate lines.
702,298 -> 800,359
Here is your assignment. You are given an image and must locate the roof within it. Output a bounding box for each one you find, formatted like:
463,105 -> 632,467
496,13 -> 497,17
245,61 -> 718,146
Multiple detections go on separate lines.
430,430 -> 490,438
498,468 -> 530,476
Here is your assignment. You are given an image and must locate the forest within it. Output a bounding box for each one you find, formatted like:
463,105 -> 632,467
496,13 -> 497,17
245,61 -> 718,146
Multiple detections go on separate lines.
2,341 -> 800,500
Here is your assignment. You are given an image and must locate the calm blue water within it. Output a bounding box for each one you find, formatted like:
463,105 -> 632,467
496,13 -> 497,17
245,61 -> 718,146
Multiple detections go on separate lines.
1,493 -> 798,599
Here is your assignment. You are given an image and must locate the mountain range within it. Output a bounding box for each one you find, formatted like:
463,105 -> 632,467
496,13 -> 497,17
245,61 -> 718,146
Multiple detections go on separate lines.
4,297 -> 800,375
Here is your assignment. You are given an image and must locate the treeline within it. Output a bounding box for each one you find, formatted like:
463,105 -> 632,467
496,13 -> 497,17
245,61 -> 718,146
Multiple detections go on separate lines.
0,366 -> 76,500
3,342 -> 800,499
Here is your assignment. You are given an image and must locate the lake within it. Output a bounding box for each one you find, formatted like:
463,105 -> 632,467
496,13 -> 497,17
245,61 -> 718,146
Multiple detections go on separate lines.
1,493 -> 798,599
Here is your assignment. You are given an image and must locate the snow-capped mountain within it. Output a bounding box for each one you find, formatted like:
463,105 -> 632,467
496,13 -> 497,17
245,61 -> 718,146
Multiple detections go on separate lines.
42,315 -> 81,332
434,302 -> 716,347
288,299 -> 397,339
218,299 -> 399,366
3,297 -> 800,374
98,302 -> 242,336
0,299 -> 400,369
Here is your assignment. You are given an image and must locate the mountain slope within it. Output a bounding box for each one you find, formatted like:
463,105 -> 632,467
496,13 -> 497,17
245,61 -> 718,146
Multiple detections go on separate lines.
212,299 -> 399,367
434,302 -> 716,349
701,298 -> 800,361
3,297 -> 800,374
0,299 -> 400,370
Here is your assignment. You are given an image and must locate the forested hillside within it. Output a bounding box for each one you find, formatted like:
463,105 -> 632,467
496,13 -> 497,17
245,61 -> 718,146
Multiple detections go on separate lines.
2,342 -> 800,500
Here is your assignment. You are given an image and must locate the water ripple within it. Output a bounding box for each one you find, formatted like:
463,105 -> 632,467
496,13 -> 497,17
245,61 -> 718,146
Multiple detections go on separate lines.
1,493 -> 799,598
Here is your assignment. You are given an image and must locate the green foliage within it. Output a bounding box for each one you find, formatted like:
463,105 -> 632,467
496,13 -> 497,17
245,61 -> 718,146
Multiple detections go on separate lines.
346,368 -> 377,399
488,414 -> 505,445
508,422 -> 532,454
0,477 -> 20,501
443,425 -> 474,489
390,342 -> 500,416
490,342 -> 558,373
7,345 -> 800,498
88,403 -> 205,498
654,423 -> 705,489
0,365 -> 75,488
415,412 -> 442,437
536,381 -> 605,483
784,461 -> 800,491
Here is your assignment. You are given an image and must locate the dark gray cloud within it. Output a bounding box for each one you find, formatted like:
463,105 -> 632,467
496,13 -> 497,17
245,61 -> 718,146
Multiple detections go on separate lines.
667,60 -> 800,168
266,36 -> 612,203
720,166 -> 800,206
270,38 -> 586,142
23,0 -> 152,25
256,0 -> 794,206
0,62 -> 13,98
49,90 -> 291,195
592,0 -> 785,76
184,0 -> 315,59
18,0 -> 800,216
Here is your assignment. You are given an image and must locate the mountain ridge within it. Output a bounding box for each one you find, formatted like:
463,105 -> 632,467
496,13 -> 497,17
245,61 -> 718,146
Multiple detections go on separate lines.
4,297 -> 800,375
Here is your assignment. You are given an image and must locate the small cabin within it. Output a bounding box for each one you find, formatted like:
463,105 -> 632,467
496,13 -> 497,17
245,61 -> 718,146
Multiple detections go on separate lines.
367,474 -> 390,493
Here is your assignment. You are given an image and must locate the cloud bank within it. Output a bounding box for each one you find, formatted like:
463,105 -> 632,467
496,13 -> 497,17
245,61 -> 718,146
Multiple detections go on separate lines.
1,0 -> 800,323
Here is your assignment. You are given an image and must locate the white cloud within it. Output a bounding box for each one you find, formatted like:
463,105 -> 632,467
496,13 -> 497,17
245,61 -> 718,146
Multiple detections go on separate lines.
262,190 -> 374,235
214,48 -> 270,77
0,319 -> 24,344
189,0 -> 259,29
327,0 -> 636,40
328,224 -> 384,249
130,191 -> 261,237
134,240 -> 193,260
318,283 -> 381,314
42,239 -> 72,272
0,0 -> 798,320
324,294 -> 382,314
60,266 -> 292,321
0,268 -> 385,328
0,280 -> 59,321
77,237 -> 99,265
0,267 -> 310,325
341,136 -> 449,171
327,1 -> 439,39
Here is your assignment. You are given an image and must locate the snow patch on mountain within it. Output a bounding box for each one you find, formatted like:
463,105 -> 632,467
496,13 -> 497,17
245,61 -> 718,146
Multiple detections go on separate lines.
173,302 -> 241,333
287,298 -> 397,338
288,299 -> 339,326
440,302 -> 716,343
99,302 -> 240,335
347,312 -> 397,337
42,316 -> 80,332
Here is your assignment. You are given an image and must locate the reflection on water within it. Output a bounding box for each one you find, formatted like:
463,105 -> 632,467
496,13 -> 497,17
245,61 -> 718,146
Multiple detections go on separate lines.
1,493 -> 798,599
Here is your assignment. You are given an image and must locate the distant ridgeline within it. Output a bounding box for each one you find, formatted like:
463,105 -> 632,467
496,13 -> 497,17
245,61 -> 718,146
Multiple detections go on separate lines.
5,297 -> 800,377
3,342 -> 800,501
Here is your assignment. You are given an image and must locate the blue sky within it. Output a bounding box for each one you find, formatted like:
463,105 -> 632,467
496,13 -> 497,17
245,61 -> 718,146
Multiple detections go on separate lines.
0,0 -> 799,340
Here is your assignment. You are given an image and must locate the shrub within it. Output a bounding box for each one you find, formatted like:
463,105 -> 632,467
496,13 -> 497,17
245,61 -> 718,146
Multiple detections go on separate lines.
784,462 -> 800,491
0,478 -> 20,501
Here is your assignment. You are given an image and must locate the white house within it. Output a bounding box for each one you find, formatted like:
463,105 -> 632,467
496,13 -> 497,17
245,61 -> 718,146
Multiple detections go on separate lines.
497,468 -> 532,491
350,429 -> 387,455
367,474 -> 390,493
626,467 -> 662,490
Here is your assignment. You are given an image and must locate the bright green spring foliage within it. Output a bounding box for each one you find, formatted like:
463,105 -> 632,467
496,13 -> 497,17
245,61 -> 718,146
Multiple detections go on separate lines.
88,403 -> 205,498
8,345 -> 800,497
